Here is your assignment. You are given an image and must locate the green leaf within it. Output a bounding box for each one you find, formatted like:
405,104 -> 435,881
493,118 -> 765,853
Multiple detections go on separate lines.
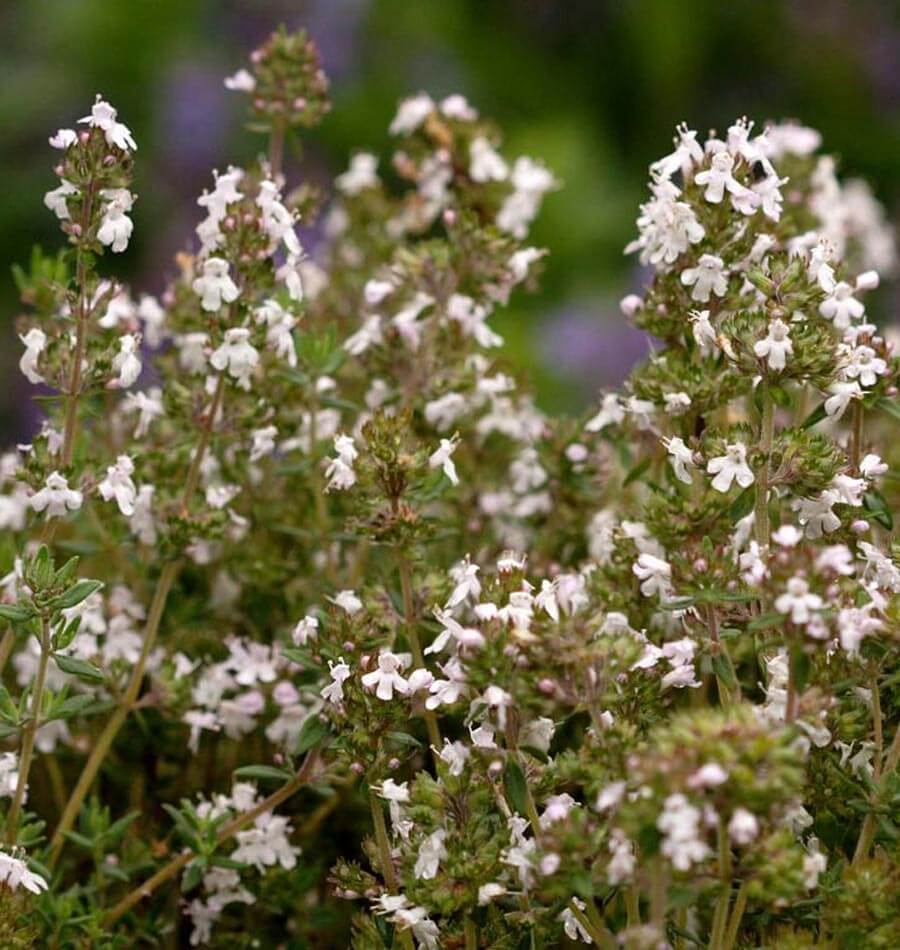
281,646 -> 312,667
623,457 -> 651,487
503,759 -> 530,818
864,491 -> 893,531
52,654 -> 105,683
386,731 -> 421,749
727,486 -> 755,521
374,913 -> 394,947
791,646 -> 812,694
181,858 -> 206,894
747,612 -> 783,631
801,402 -> 828,430
232,765 -> 293,783
712,651 -> 737,690
296,716 -> 329,756
46,693 -> 96,722
51,579 -> 103,611
0,604 -> 33,624
875,396 -> 900,423
0,685 -> 19,724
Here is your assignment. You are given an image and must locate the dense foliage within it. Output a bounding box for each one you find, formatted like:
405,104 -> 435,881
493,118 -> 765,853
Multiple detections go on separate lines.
2,27 -> 900,949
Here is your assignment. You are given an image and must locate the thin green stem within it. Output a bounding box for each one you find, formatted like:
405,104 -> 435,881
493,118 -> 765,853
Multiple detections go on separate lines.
397,551 -> 442,753
722,880 -> 749,950
853,718 -> 900,865
625,886 -> 641,928
754,386 -> 775,548
871,670 -> 884,780
369,788 -> 415,950
464,915 -> 478,950
6,618 -> 51,842
850,400 -> 864,469
709,817 -> 733,948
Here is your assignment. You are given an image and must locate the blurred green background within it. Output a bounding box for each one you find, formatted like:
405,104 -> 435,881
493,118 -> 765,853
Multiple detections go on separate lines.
1,0 -> 898,436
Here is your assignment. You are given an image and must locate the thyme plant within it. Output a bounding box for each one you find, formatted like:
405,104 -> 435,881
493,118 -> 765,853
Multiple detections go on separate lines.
1,26 -> 899,949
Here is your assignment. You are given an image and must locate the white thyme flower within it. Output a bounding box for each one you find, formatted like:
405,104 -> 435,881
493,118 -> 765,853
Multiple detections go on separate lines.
707,442 -> 754,493
30,472 -> 83,519
98,454 -> 137,516
429,437 -> 460,486
193,257 -> 240,312
681,253 -> 728,302
18,328 -> 47,385
754,318 -> 793,372
210,328 -> 259,390
775,576 -> 823,625
663,436 -> 695,484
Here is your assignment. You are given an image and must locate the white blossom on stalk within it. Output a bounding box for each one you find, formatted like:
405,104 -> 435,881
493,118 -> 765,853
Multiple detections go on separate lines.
18,329 -> 47,385
111,334 -> 142,389
694,150 -> 747,205
657,794 -> 710,871
324,434 -> 358,492
44,179 -> 78,220
122,388 -> 164,438
775,576 -> 823,625
754,319 -> 793,371
585,393 -> 625,432
690,309 -> 718,355
388,93 -> 434,135
633,553 -> 672,599
321,658 -> 351,706
681,254 -> 728,302
803,840 -> 827,890
843,345 -> 887,388
429,437 -> 460,486
249,425 -> 278,463
193,257 -> 240,312
728,808 -> 760,845
224,68 -> 256,92
414,828 -> 447,880
820,281 -> 865,329
210,328 -> 259,390
497,157 -> 557,238
625,179 -> 705,267
651,122 -> 705,180
79,96 -> 137,151
793,491 -> 841,539
361,651 -> 409,701
30,472 -> 83,519
824,380 -> 862,420
335,152 -> 379,195
469,137 -> 508,183
446,555 -> 481,608
97,188 -> 135,253
49,128 -> 77,150
98,455 -> 137,516
330,590 -> 363,615
707,443 -> 753,493
663,436 -> 695,484
0,850 -> 48,894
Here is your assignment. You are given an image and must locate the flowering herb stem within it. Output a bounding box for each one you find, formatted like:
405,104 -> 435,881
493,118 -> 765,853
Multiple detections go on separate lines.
49,375 -> 227,866
5,618 -> 51,843
852,719 -> 900,866
104,749 -> 320,926
397,551 -> 442,752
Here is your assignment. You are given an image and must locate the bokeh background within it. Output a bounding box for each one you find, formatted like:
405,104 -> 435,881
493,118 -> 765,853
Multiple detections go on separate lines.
1,0 -> 898,436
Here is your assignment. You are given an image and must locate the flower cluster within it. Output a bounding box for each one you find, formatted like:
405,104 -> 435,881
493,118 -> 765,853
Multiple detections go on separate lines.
0,27 -> 899,950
